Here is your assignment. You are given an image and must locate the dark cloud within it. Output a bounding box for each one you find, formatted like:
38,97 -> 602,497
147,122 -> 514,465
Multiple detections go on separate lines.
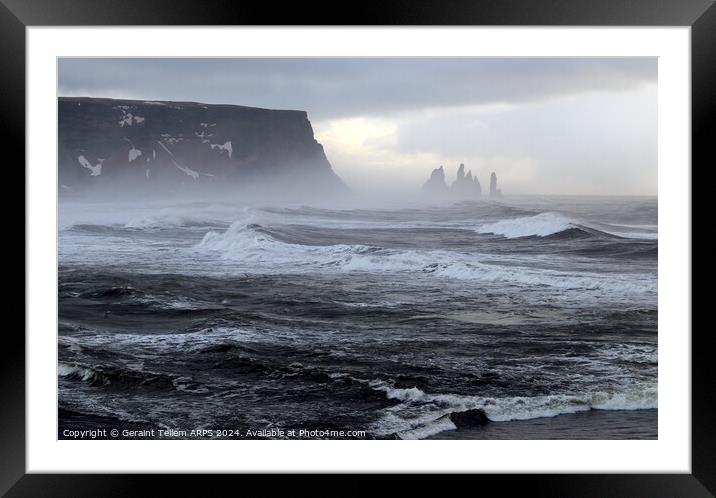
58,58 -> 656,120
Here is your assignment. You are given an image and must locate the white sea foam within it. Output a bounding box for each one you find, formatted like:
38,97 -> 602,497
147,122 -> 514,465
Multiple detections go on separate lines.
596,343 -> 658,364
59,326 -> 267,354
397,416 -> 457,440
477,212 -> 574,238
58,362 -> 106,385
194,220 -> 656,297
197,220 -> 372,265
478,212 -> 658,240
370,381 -> 657,437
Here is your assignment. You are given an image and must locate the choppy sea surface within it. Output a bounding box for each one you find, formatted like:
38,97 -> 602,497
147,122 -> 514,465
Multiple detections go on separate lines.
58,196 -> 657,439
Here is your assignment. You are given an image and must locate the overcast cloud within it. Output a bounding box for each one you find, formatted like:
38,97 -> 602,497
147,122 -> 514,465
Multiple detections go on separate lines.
59,58 -> 657,195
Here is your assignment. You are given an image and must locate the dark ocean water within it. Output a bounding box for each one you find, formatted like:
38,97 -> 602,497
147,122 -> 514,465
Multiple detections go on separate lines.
58,196 -> 657,439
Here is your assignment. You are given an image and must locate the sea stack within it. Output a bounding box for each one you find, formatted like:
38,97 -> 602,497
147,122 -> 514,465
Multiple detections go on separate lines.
423,163 -> 484,199
422,166 -> 450,196
489,172 -> 502,197
451,163 -> 482,198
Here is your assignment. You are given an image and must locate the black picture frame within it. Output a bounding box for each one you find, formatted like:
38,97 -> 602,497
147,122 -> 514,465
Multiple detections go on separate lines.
5,0 -> 713,494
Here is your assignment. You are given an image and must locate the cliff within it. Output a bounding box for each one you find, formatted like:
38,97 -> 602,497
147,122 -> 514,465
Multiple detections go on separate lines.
58,97 -> 347,197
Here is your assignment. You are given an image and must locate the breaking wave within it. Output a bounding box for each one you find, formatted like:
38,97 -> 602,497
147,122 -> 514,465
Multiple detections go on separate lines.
195,221 -> 656,296
197,221 -> 378,264
59,197 -> 658,439
396,416 -> 458,440
58,361 -> 181,391
477,212 -> 654,240
370,381 -> 657,438
478,212 -> 576,238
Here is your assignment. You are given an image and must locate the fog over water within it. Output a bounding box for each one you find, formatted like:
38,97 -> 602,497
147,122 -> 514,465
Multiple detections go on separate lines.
59,57 -> 657,197
57,58 -> 658,440
58,196 -> 658,439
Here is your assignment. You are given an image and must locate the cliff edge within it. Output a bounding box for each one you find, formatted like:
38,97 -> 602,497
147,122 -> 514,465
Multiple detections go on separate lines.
58,97 -> 347,198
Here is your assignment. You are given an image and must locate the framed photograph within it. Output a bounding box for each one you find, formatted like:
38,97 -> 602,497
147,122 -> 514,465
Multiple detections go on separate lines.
7,0 -> 713,493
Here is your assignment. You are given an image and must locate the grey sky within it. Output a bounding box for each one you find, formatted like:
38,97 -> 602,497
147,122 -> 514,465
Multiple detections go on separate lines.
59,58 -> 657,195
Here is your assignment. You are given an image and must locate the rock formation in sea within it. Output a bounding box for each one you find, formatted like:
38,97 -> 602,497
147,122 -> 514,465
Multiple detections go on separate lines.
389,408 -> 491,439
449,408 -> 490,429
422,165 -> 450,196
423,163 -> 487,199
489,171 -> 502,197
58,97 -> 347,198
451,163 -> 482,198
